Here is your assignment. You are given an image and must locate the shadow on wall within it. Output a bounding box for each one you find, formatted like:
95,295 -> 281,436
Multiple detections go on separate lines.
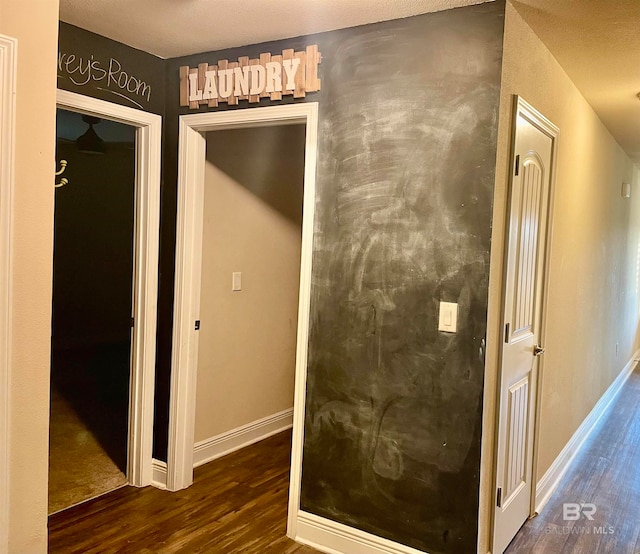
205,125 -> 305,226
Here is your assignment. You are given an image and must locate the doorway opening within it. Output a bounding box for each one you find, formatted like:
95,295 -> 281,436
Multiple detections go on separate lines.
168,104 -> 318,542
192,124 -> 305,467
49,108 -> 136,513
49,90 -> 161,514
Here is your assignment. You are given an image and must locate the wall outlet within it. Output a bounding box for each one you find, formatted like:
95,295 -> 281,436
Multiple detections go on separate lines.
232,271 -> 242,291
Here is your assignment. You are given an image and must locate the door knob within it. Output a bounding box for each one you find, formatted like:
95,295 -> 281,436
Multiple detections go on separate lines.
533,345 -> 545,357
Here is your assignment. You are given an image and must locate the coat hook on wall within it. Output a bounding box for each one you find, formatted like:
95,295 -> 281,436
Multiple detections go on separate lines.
55,159 -> 69,188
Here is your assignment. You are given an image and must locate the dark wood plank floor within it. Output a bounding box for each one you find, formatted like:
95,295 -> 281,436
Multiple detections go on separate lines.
506,365 -> 640,553
50,368 -> 640,554
49,430 -> 320,553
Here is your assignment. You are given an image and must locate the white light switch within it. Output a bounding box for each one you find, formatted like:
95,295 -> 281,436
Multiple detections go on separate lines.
232,272 -> 242,291
438,301 -> 458,333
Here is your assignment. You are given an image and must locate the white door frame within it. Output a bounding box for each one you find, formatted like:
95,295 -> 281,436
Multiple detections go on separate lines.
492,96 -> 558,550
0,33 -> 17,554
167,102 -> 318,536
55,89 -> 162,487
520,98 -> 558,516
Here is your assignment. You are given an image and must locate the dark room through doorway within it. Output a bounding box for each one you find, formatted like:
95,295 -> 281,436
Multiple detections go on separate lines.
49,108 -> 136,514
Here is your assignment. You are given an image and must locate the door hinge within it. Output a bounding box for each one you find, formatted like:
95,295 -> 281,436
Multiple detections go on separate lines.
130,317 -> 135,328
497,487 -> 502,508
515,155 -> 520,176
533,344 -> 546,357
504,323 -> 510,343
195,320 -> 201,331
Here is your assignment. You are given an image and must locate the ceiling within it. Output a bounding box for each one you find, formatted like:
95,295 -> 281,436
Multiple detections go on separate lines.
59,0 -> 640,165
58,0 -> 487,59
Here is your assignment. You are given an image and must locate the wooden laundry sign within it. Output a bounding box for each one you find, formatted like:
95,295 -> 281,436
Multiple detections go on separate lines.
179,45 -> 322,108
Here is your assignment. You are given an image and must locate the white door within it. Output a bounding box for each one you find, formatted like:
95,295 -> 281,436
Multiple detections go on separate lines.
493,98 -> 558,554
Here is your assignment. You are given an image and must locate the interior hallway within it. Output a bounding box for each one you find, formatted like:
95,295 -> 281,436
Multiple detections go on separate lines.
49,430 -> 320,553
506,365 -> 640,553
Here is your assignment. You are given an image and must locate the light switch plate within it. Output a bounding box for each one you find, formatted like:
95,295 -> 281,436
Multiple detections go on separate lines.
232,272 -> 242,291
438,301 -> 458,333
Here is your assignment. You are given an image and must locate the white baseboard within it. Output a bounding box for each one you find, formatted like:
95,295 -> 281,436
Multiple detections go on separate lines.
294,511 -> 427,554
193,408 -> 294,468
151,459 -> 167,490
535,350 -> 639,513
152,409 -> 293,488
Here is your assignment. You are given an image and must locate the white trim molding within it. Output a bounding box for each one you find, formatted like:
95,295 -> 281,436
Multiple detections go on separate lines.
534,350 -> 640,514
167,102 -> 318,513
521,96 -> 560,518
151,459 -> 168,490
156,410 -> 294,490
194,409 -> 294,468
56,89 -> 161,488
0,33 -> 17,554
294,512 -> 428,554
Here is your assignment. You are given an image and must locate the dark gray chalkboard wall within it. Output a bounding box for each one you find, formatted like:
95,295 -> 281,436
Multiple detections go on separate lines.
302,6 -> 503,553
161,3 -> 505,553
58,22 -> 165,115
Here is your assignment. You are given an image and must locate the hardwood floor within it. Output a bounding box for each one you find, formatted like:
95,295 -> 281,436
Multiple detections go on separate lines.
49,430 -> 319,553
506,366 -> 640,553
50,368 -> 640,553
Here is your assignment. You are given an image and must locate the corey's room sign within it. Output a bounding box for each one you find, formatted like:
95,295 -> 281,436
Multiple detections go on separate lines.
180,45 -> 321,108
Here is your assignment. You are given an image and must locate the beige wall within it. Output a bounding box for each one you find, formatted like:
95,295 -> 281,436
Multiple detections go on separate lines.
479,2 -> 640,551
194,125 -> 305,442
0,0 -> 58,552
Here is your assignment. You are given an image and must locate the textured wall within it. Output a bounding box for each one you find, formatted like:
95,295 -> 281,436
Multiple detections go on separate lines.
501,0 -> 640,484
479,6 -> 640,550
0,0 -> 59,551
299,5 -> 504,553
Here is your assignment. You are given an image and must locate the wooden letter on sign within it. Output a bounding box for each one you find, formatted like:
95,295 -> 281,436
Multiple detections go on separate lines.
180,45 -> 321,108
